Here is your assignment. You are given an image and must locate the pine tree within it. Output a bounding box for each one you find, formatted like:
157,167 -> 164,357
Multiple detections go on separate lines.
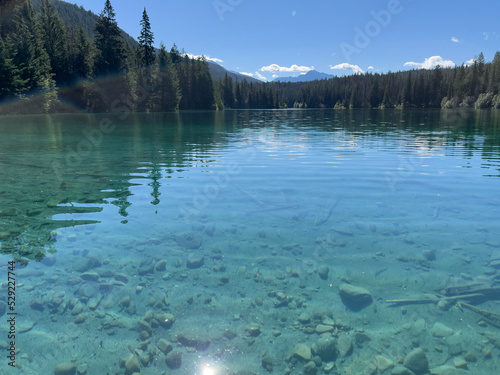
170,43 -> 181,64
87,0 -> 132,112
138,8 -> 155,69
0,33 -> 25,100
93,0 -> 126,76
194,57 -> 214,109
9,0 -> 57,111
234,80 -> 243,108
136,7 -> 156,111
153,42 -> 181,111
430,65 -> 443,106
401,72 -> 412,106
222,73 -> 234,108
40,0 -> 70,84
58,25 -> 94,110
370,75 -> 380,108
413,74 -> 425,107
491,51 -> 500,94
70,25 -> 93,79
177,54 -> 193,110
381,86 -> 390,108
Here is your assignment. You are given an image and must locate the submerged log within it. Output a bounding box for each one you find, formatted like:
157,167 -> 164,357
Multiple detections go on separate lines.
458,302 -> 500,328
386,298 -> 439,306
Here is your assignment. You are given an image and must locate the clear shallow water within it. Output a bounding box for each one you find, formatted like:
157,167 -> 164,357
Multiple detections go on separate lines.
1,109 -> 500,374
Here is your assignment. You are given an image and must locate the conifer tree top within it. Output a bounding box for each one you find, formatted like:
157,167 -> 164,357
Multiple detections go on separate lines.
101,0 -> 116,21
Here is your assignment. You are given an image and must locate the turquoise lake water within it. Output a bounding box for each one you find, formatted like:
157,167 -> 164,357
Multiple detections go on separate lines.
0,109 -> 500,374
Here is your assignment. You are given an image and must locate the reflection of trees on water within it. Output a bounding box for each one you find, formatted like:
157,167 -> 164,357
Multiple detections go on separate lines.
148,165 -> 162,206
1,110 -> 499,264
0,112 -> 228,264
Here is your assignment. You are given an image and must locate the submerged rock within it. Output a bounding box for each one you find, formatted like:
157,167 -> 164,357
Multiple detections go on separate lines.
80,272 -> 99,282
315,324 -> 334,334
392,366 -> 415,375
422,250 -> 436,261
156,312 -> 175,328
344,360 -> 377,375
30,299 -> 44,311
173,231 -> 203,250
177,331 -> 210,351
54,362 -> 77,375
298,312 -> 311,324
317,265 -> 329,280
375,355 -> 394,372
124,354 -> 140,375
431,322 -> 454,337
339,283 -> 373,310
76,363 -> 88,375
294,343 -> 312,361
165,350 -> 182,369
354,332 -> 371,347
0,231 -> 11,240
0,208 -> 18,217
262,357 -> 273,372
312,336 -> 337,362
76,284 -> 95,299
155,260 -> 167,271
41,254 -> 57,266
138,261 -> 154,276
430,365 -> 469,375
119,296 -> 131,308
403,348 -> 429,375
445,335 -> 463,356
157,339 -> 173,354
337,333 -> 353,357
74,256 -> 101,273
74,315 -> 85,324
186,256 -> 205,269
245,324 -> 261,337
303,361 -> 317,375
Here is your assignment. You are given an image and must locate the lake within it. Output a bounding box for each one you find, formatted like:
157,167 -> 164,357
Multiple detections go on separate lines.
1,109 -> 500,374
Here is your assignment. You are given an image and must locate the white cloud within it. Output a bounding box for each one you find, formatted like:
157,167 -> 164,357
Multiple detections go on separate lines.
483,32 -> 498,41
330,63 -> 364,75
260,64 -> 314,73
272,74 -> 279,78
368,66 -> 374,70
255,72 -> 267,81
239,71 -> 267,81
466,58 -> 477,65
404,56 -> 455,70
183,53 -> 223,63
451,37 -> 459,43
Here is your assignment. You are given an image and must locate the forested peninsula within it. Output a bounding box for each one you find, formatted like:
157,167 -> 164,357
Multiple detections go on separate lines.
1,0 -> 499,114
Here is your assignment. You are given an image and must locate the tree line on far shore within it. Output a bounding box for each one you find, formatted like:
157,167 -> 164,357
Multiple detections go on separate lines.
0,0 -> 499,114
216,52 -> 500,110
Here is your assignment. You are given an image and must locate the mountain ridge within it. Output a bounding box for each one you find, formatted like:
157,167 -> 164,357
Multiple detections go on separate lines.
207,62 -> 260,83
273,70 -> 334,82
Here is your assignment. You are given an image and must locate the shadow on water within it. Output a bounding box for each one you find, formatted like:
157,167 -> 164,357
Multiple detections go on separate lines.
1,109 -> 499,264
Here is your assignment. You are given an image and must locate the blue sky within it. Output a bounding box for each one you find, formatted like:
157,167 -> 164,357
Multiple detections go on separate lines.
79,0 -> 500,81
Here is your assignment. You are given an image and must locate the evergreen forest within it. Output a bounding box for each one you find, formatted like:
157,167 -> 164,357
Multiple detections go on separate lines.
0,0 -> 499,114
